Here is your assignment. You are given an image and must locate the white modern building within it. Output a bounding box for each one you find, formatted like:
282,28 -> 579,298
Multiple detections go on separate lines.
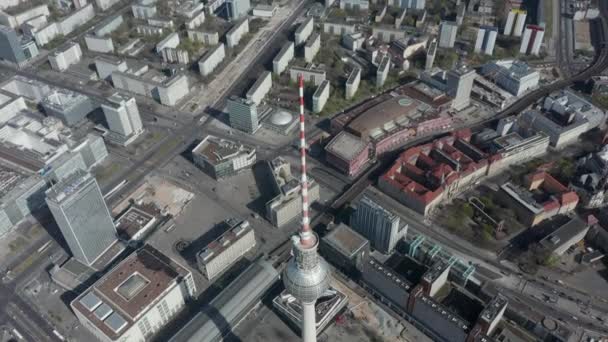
246,71 -> 272,104
340,0 -> 369,10
192,135 -> 257,179
226,19 -> 249,49
71,245 -> 196,342
290,66 -> 326,86
438,21 -> 458,48
112,68 -> 190,106
447,66 -> 476,111
49,42 -> 82,71
376,56 -> 390,87
101,93 -> 144,145
503,9 -> 527,37
94,56 -> 127,80
155,32 -> 180,53
95,0 -> 121,11
198,43 -> 225,76
474,26 -> 497,55
131,0 -> 157,19
187,30 -> 219,45
345,67 -> 361,100
313,80 -> 330,114
196,220 -> 256,279
295,17 -> 314,46
273,41 -> 294,75
480,60 -> 540,96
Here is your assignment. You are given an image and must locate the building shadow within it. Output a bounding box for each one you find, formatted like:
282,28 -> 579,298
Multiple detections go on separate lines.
247,161 -> 277,216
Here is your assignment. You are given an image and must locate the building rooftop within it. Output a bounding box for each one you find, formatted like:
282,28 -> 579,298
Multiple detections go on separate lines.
483,60 -> 538,81
384,253 -> 429,285
72,245 -> 190,340
540,216 -> 589,251
0,165 -> 26,199
479,294 -> 508,323
313,80 -> 330,98
381,130 -> 489,206
197,220 -> 253,266
347,94 -> 431,138
191,135 -> 254,165
305,32 -> 320,47
325,131 -> 368,162
115,204 -> 159,241
45,170 -> 93,203
323,223 -> 369,258
41,89 -> 89,111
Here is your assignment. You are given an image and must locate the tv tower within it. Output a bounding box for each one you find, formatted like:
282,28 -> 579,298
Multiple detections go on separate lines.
282,75 -> 330,342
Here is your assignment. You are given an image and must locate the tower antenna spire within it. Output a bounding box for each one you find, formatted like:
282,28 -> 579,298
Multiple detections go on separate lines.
282,74 -> 330,342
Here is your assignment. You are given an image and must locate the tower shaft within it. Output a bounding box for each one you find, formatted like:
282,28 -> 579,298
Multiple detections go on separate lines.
298,75 -> 314,247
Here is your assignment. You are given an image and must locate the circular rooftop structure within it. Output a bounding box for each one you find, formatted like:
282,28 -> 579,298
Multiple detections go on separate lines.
398,97 -> 413,107
270,110 -> 293,126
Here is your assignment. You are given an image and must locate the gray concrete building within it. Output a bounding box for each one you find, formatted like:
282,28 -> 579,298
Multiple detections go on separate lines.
312,80 -> 330,114
46,171 -> 117,266
196,219 -> 256,279
226,0 -> 250,19
0,25 -> 25,65
425,38 -> 437,71
41,90 -> 95,126
227,96 -> 259,133
192,135 -> 256,179
446,66 -> 476,111
266,157 -> 320,227
350,188 -> 407,254
272,41 -> 294,75
321,223 -> 369,275
540,217 -> 590,256
290,65 -> 326,86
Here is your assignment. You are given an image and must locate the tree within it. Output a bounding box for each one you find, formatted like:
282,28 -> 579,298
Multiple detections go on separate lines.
436,50 -> 458,69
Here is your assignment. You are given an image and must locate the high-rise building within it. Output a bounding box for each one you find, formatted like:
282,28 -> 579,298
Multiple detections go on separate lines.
438,21 -> 458,48
520,24 -> 545,56
350,193 -> 407,254
226,0 -> 250,19
227,96 -> 259,133
46,171 -> 117,266
447,66 -> 476,111
0,25 -> 25,65
101,93 -> 144,139
474,26 -> 498,55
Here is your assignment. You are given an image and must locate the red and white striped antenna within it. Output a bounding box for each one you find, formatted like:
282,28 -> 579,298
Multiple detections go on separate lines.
298,74 -> 314,248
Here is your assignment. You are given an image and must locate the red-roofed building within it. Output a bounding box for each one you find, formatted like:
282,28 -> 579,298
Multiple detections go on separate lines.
379,130 -> 489,216
498,170 -> 579,226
